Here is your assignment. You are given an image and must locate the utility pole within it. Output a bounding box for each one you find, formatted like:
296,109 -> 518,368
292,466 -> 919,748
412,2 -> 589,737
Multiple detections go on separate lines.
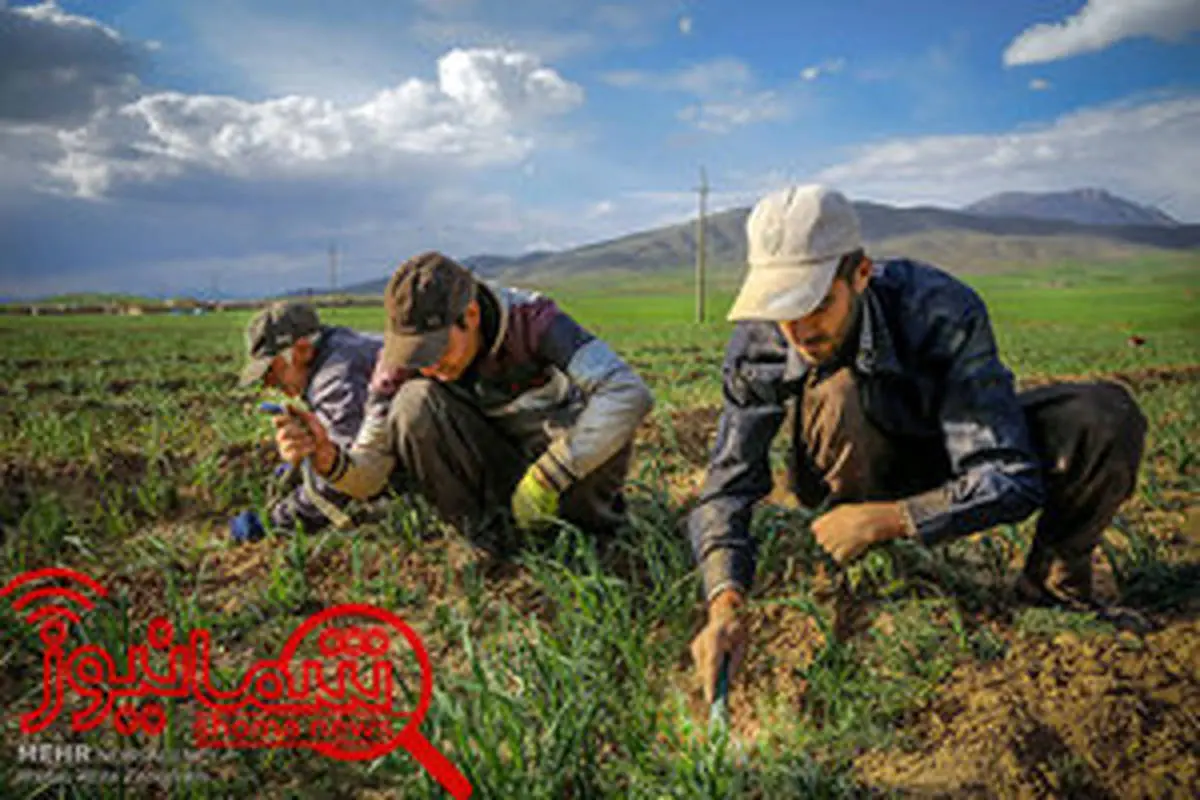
694,166 -> 709,324
328,241 -> 339,296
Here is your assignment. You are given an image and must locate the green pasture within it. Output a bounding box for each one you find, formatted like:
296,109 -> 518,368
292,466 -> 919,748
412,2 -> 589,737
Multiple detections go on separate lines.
0,256 -> 1197,798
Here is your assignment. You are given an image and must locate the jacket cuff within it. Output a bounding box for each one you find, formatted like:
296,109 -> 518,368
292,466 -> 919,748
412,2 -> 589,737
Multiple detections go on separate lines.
534,440 -> 578,494
902,485 -> 954,546
701,548 -> 753,603
267,497 -> 293,530
325,445 -> 351,483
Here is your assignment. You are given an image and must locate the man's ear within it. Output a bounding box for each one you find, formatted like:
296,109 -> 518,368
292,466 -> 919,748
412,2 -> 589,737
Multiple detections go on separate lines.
852,256 -> 873,293
464,299 -> 481,327
293,337 -> 315,366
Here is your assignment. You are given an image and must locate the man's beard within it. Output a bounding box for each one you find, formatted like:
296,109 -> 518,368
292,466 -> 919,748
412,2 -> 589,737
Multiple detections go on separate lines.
800,289 -> 864,366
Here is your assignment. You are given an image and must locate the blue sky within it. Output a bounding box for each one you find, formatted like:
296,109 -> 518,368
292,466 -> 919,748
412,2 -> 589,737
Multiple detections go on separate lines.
1,0 -> 1198,297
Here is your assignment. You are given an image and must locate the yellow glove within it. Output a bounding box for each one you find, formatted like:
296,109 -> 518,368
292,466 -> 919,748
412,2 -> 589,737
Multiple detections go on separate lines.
511,467 -> 561,530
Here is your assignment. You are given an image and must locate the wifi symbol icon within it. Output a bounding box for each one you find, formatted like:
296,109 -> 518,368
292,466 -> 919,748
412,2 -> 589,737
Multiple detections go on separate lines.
1,568 -> 108,641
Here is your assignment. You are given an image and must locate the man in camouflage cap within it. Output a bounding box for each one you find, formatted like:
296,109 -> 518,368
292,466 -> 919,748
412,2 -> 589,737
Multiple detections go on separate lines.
271,251 -> 655,551
236,301 -> 388,537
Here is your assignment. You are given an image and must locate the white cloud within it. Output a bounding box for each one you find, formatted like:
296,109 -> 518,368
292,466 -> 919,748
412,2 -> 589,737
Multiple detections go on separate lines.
409,0 -> 677,62
672,58 -> 754,95
1029,78 -> 1052,91
587,199 -> 615,218
602,57 -> 752,94
1004,0 -> 1200,66
679,15 -> 694,35
599,69 -> 647,88
815,94 -> 1200,219
32,48 -> 583,198
677,92 -> 790,134
601,57 -> 790,133
800,58 -> 846,82
411,18 -> 599,63
415,0 -> 478,16
0,1 -> 144,125
592,4 -> 646,32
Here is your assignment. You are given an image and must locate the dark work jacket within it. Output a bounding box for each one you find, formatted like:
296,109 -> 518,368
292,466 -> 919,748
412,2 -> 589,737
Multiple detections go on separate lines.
688,258 -> 1046,601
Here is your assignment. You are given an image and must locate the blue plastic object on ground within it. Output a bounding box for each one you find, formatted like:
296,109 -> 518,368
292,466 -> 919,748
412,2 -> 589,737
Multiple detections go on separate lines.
229,510 -> 266,543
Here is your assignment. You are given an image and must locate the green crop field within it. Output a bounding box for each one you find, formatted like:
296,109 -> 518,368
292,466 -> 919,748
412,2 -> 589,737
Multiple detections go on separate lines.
1,257 -> 1198,798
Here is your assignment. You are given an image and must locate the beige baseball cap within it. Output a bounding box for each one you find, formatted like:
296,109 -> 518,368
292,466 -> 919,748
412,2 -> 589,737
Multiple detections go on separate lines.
727,184 -> 862,322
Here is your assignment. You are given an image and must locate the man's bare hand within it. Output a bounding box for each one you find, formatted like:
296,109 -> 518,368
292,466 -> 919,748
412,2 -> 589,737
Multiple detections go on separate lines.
690,589 -> 748,705
272,407 -> 335,473
812,501 -> 911,565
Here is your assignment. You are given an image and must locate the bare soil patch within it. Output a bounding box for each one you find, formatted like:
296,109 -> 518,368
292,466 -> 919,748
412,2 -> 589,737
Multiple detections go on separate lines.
855,622 -> 1200,798
637,406 -> 722,467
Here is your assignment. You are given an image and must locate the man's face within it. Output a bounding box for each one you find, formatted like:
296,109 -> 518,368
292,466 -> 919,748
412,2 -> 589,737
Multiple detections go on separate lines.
418,300 -> 482,382
778,258 -> 871,366
263,340 -> 312,397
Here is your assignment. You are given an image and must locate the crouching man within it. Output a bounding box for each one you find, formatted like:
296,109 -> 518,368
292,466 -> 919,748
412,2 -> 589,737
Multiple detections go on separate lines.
271,251 -> 655,552
688,184 -> 1149,703
233,302 -> 387,539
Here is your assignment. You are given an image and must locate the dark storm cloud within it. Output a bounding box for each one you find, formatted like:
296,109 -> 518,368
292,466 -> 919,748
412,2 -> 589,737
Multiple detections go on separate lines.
0,1 -> 143,126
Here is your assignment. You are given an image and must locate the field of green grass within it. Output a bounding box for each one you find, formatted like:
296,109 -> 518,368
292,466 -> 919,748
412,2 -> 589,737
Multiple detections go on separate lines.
1,257 -> 1197,798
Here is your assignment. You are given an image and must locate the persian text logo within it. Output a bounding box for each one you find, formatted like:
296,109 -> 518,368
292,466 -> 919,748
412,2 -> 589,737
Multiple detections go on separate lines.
2,568 -> 472,799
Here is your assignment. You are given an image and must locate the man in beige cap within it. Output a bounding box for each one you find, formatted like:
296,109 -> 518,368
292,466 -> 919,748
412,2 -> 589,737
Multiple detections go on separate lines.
235,301 -> 384,536
270,251 -> 654,552
688,184 -> 1150,703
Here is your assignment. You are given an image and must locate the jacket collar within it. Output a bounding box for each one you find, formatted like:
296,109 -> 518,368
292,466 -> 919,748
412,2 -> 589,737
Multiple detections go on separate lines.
481,282 -> 507,358
855,287 -> 904,375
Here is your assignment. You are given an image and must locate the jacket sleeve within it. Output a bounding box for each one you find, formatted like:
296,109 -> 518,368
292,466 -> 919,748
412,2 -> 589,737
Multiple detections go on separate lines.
268,482 -> 353,533
686,324 -> 787,602
324,390 -> 399,500
269,349 -> 372,531
902,292 -> 1045,545
529,311 -> 655,491
309,352 -> 373,450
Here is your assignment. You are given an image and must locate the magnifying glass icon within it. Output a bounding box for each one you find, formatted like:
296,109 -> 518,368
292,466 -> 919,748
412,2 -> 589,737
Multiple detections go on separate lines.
278,604 -> 473,798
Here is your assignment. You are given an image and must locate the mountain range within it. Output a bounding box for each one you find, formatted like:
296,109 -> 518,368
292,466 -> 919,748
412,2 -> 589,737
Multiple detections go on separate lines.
308,188 -> 1199,296
963,188 -> 1179,227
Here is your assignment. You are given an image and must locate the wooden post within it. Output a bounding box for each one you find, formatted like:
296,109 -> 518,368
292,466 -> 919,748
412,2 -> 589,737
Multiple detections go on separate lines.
695,166 -> 709,324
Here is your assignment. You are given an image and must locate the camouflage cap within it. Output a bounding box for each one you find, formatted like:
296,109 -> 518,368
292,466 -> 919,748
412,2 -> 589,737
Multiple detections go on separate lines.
238,302 -> 321,387
380,251 -> 476,371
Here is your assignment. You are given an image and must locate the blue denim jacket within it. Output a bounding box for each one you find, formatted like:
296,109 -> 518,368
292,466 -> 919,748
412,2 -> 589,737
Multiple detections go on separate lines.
687,258 -> 1046,601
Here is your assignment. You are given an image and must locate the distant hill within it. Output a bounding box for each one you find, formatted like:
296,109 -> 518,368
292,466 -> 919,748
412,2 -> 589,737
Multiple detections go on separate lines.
963,188 -> 1179,227
329,193 -> 1200,296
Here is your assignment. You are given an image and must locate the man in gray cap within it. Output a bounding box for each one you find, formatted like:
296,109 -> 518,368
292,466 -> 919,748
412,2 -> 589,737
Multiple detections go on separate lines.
688,184 -> 1149,703
270,251 -> 654,552
236,301 -> 385,536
